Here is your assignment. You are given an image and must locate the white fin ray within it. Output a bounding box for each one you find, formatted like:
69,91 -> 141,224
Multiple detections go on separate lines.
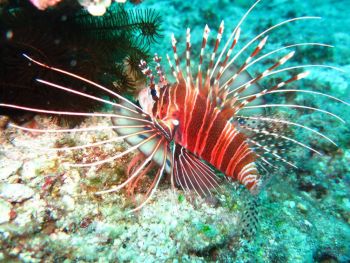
127,145 -> 168,213
235,115 -> 337,146
8,123 -> 150,134
249,139 -> 298,169
0,103 -> 153,123
211,0 -> 263,78
240,103 -> 345,123
95,137 -> 165,194
173,144 -> 221,195
69,133 -> 159,168
242,125 -> 322,156
35,78 -> 140,115
220,16 -> 321,79
22,54 -> 144,113
245,43 -> 333,70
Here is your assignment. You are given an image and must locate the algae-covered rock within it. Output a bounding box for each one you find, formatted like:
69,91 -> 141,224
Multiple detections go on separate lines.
0,158 -> 22,181
0,199 -> 12,224
0,183 -> 34,203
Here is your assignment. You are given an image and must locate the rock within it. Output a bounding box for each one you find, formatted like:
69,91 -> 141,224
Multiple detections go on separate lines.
0,183 -> 34,202
284,200 -> 296,209
0,158 -> 23,181
13,197 -> 46,232
21,160 -> 40,180
0,198 -> 12,224
0,115 -> 9,129
304,219 -> 313,228
61,195 -> 75,211
297,203 -> 308,213
60,170 -> 81,196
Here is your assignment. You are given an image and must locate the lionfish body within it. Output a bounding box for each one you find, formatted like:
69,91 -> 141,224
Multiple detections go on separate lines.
145,67 -> 259,191
1,0 -> 348,211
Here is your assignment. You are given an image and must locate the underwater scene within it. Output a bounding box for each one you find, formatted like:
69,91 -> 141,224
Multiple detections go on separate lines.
0,0 -> 350,262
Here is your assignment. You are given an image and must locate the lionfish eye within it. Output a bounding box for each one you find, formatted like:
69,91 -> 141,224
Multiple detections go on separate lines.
150,89 -> 157,97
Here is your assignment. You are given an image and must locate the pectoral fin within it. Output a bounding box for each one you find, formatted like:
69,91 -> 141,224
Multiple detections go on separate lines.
112,101 -> 172,174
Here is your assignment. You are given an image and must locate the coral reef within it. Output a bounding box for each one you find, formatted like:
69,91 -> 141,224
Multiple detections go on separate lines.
0,0 -> 349,262
26,0 -> 140,16
0,116 -> 243,262
29,0 -> 62,10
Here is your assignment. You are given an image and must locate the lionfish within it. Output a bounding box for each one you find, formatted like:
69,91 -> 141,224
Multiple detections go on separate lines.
1,0 -> 348,212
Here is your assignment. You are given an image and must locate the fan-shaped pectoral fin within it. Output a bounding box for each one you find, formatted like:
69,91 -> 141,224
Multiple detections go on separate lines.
111,101 -> 172,174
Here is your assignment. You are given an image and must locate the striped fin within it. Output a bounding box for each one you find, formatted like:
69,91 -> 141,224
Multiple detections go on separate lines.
229,51 -> 295,100
128,144 -> 168,212
171,33 -> 183,80
214,27 -> 240,86
111,101 -> 172,174
206,21 -> 225,79
215,16 -> 322,92
95,133 -> 169,203
234,71 -> 309,114
166,53 -> 178,82
203,21 -> 225,98
221,36 -> 268,92
185,28 -> 192,85
173,143 -> 221,196
234,116 -> 300,175
196,24 -> 210,89
125,153 -> 155,195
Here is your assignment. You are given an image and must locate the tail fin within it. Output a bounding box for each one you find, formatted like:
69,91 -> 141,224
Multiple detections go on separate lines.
240,195 -> 260,238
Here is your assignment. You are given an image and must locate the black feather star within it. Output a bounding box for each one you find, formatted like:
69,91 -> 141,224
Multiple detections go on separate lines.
0,1 -> 162,123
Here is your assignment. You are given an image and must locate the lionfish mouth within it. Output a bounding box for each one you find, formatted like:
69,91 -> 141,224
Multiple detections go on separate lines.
0,0 -> 348,213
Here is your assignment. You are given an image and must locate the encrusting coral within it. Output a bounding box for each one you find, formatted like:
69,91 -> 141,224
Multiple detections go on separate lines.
28,0 -> 133,16
29,0 -> 63,10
